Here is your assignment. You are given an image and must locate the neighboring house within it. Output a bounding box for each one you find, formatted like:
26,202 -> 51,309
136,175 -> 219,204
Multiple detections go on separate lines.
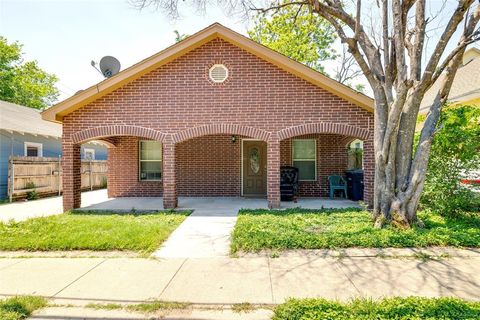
420,48 -> 480,186
421,47 -> 480,112
0,100 -> 108,199
42,23 -> 375,211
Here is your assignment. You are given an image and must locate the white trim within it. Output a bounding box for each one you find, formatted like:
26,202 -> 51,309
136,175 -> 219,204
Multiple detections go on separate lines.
83,148 -> 95,160
138,140 -> 163,181
241,139 -> 267,196
24,142 -> 43,157
292,139 -> 317,181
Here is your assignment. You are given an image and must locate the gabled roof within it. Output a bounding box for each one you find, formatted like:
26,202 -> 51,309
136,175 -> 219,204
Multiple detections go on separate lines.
42,23 -> 374,123
1,100 -> 61,138
420,47 -> 480,112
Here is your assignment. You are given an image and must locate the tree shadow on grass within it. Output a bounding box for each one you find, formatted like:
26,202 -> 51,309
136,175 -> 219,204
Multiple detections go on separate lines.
234,209 -> 480,250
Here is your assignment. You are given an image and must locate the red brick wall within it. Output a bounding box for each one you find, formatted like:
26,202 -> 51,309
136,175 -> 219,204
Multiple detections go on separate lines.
62,37 -> 374,209
108,136 -> 162,197
176,135 -> 242,196
281,134 -> 348,197
108,134 -> 350,198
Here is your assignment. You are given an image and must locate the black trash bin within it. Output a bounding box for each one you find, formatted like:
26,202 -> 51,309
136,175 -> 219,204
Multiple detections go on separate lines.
346,169 -> 364,201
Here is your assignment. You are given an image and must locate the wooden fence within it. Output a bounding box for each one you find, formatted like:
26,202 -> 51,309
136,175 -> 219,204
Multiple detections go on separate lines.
8,156 -> 107,201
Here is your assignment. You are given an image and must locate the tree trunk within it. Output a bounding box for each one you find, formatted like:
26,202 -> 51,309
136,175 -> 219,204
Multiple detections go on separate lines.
373,146 -> 423,228
373,97 -> 427,229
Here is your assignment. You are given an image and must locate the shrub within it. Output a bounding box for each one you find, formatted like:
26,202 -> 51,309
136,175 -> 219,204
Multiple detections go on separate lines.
100,177 -> 108,188
347,146 -> 363,170
26,190 -> 39,201
421,105 -> 480,216
25,181 -> 39,201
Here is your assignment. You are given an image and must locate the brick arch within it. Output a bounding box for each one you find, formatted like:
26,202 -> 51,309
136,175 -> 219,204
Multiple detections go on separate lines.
340,136 -> 361,147
172,124 -> 271,143
71,125 -> 167,144
277,123 -> 371,141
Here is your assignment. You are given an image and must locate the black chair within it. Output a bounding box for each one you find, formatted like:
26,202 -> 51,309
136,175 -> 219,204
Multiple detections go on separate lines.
280,166 -> 299,201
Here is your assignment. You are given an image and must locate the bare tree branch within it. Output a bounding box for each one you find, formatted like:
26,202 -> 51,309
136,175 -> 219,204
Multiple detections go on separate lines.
409,0 -> 426,81
421,0 -> 476,89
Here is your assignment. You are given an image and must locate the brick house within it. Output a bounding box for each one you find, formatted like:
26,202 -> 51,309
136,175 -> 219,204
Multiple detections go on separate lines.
42,23 -> 374,211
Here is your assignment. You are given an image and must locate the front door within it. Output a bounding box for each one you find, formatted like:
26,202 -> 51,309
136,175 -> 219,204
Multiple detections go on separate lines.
242,140 -> 267,196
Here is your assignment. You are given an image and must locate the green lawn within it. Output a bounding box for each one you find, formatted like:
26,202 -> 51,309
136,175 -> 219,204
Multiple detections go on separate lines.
0,211 -> 190,254
0,296 -> 47,320
272,297 -> 480,320
231,208 -> 480,252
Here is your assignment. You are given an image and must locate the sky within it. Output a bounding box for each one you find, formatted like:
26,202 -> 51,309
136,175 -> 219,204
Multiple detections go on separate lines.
0,0 -> 250,100
1,0 -> 479,102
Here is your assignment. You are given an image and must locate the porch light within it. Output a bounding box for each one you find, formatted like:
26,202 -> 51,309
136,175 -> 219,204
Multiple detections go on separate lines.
231,135 -> 237,143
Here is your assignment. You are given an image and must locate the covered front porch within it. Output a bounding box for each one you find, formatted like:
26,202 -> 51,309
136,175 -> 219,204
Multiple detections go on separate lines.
62,123 -> 373,212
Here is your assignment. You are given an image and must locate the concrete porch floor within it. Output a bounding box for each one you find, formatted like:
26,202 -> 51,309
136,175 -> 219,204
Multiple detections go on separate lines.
79,195 -> 360,212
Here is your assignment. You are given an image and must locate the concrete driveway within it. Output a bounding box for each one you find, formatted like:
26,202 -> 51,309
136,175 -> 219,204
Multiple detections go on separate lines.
0,189 -> 108,222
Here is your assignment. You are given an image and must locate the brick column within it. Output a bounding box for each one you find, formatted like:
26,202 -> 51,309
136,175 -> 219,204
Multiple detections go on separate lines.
363,138 -> 374,208
267,134 -> 281,209
106,145 -> 115,198
63,140 -> 81,211
163,139 -> 178,209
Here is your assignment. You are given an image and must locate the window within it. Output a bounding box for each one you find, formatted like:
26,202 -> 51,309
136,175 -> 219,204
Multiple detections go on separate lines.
139,141 -> 162,181
292,139 -> 316,181
24,142 -> 43,157
84,148 -> 95,160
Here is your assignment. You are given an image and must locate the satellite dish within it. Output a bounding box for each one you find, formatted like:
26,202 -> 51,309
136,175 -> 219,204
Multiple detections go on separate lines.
99,56 -> 121,78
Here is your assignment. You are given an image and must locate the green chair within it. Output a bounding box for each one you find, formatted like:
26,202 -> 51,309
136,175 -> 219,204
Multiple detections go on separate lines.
328,175 -> 348,199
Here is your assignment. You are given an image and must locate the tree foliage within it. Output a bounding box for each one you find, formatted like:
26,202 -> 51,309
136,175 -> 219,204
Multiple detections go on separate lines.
0,36 -> 58,109
248,4 -> 337,75
248,4 -> 364,89
421,105 -> 480,215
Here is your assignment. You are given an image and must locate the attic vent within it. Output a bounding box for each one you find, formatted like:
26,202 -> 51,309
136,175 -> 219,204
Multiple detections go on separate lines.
209,64 -> 228,83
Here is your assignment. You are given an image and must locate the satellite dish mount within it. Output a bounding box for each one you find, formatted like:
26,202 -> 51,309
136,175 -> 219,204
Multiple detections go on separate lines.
91,56 -> 121,78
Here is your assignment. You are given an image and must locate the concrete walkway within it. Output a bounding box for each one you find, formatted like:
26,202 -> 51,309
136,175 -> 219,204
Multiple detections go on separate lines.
153,197 -> 359,258
1,252 -> 479,307
153,198 -> 244,258
0,189 -> 109,222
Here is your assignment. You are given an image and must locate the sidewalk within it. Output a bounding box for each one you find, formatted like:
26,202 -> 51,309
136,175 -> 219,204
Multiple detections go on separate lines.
1,252 -> 479,306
